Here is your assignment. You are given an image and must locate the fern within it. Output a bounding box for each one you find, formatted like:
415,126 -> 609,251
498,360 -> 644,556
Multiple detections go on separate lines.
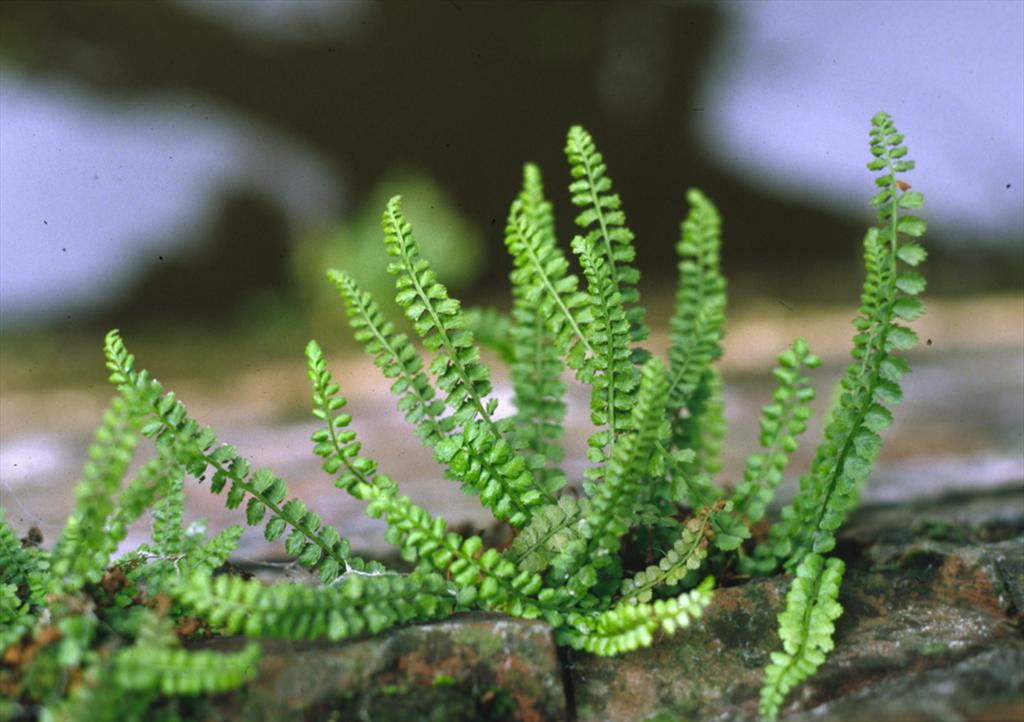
113,611 -> 261,696
105,330 -> 371,582
507,164 -> 569,494
760,112 -> 926,572
558,576 -> 714,656
175,567 -> 452,641
733,339 -> 820,531
3,113 -> 927,721
619,507 -> 714,604
381,197 -> 551,525
759,554 -> 845,721
667,189 -> 728,482
566,125 -> 648,345
547,357 -> 669,604
48,395 -> 141,594
667,189 -> 727,412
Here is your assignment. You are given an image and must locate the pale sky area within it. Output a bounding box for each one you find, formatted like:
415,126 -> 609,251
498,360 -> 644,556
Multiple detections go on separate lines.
1,1 -> 1021,326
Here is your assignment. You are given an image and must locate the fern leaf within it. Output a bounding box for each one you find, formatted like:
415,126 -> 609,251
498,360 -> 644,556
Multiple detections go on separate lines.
175,567 -> 453,642
49,393 -> 141,594
503,494 -> 586,574
759,554 -> 845,721
383,195 -> 498,432
670,367 -> 728,479
357,477 -> 546,617
619,508 -> 714,604
565,125 -> 648,344
327,272 -> 450,449
104,330 -> 369,582
572,233 -> 640,486
382,198 -> 550,524
114,612 -> 260,696
1,510 -> 49,648
558,576 -> 714,656
732,339 -> 820,529
762,113 -> 927,571
550,358 -> 668,600
507,165 -> 569,493
667,189 -> 727,408
504,187 -> 593,374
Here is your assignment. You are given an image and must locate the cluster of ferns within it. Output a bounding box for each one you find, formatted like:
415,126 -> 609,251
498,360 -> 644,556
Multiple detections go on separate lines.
1,113 -> 927,721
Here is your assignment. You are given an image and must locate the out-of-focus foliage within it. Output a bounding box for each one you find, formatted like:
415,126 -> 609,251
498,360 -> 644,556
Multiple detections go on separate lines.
293,170 -> 485,340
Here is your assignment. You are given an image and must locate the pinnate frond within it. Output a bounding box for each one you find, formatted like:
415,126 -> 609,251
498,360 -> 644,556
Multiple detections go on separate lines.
732,339 -> 820,531
762,113 -> 927,571
105,330 -> 368,583
175,567 -> 453,642
759,554 -> 845,721
558,577 -> 714,656
507,164 -> 568,493
565,125 -> 648,344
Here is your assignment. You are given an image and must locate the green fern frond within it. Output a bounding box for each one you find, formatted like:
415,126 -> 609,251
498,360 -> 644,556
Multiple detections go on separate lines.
670,367 -> 728,479
667,189 -> 727,410
49,394 -> 141,594
572,234 -> 640,488
115,642 -> 261,697
382,198 -> 550,524
306,337 -> 542,529
176,567 -> 453,642
327,273 -> 450,449
549,358 -> 668,601
732,339 -> 820,529
503,495 -> 586,575
619,509 -> 714,604
1,510 -> 50,648
357,478 -> 546,617
759,554 -> 845,721
762,113 -> 927,571
565,125 -> 648,344
149,465 -> 186,554
105,330 -> 367,583
383,195 -> 499,432
558,576 -> 714,656
504,189 -> 593,374
507,165 -> 568,494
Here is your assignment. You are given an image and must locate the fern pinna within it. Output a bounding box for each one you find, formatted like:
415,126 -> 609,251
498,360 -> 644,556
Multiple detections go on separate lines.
1,113 -> 925,721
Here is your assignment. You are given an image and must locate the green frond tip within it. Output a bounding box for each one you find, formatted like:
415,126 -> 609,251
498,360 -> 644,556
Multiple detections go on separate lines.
565,125 -> 648,344
381,195 -> 497,432
760,554 -> 845,721
667,188 -> 726,412
506,164 -> 568,494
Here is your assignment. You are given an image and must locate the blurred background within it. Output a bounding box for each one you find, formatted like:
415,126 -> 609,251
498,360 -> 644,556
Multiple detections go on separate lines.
1,1 -> 1021,557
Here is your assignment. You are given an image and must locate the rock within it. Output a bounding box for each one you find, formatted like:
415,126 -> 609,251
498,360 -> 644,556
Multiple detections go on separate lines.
199,613 -> 565,722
